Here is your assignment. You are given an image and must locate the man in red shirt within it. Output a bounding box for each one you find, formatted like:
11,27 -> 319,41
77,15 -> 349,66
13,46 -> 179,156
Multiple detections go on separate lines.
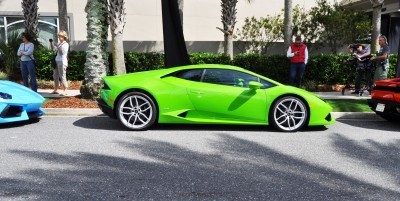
287,36 -> 308,87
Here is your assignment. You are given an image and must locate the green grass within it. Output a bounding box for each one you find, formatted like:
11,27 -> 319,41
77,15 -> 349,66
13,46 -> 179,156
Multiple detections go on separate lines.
326,99 -> 372,112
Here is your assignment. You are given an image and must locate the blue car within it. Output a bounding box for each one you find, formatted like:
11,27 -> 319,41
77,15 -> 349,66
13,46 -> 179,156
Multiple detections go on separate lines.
0,80 -> 45,123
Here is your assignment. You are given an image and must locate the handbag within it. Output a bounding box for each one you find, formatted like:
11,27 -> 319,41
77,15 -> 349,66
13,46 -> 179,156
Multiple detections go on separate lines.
51,55 -> 57,69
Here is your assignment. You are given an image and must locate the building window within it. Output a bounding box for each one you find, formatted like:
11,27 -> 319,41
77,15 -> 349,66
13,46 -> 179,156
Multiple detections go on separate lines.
0,16 -> 62,44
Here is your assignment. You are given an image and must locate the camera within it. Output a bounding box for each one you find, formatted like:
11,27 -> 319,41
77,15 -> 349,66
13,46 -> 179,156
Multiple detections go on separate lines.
49,38 -> 53,42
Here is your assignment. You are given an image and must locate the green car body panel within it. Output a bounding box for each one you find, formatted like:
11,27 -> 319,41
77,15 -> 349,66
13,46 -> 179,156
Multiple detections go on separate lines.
99,64 -> 335,128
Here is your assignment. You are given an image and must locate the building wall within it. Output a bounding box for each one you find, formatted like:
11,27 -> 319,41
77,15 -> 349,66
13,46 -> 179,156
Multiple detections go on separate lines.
0,0 -> 334,53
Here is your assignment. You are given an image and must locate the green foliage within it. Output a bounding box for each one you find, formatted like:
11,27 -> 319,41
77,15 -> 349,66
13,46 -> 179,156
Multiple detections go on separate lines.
0,71 -> 8,80
309,0 -> 372,53
235,15 -> 283,54
189,53 -> 231,65
11,51 -> 397,84
0,32 -> 22,74
124,52 -> 164,73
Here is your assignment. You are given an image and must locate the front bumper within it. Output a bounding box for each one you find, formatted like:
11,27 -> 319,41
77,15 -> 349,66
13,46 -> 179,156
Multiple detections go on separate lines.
97,98 -> 116,119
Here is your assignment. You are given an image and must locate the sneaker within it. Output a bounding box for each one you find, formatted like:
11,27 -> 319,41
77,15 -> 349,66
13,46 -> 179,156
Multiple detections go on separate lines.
350,91 -> 359,94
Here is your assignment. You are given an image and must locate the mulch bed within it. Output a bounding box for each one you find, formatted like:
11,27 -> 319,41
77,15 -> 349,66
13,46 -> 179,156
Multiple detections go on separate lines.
41,81 -> 98,108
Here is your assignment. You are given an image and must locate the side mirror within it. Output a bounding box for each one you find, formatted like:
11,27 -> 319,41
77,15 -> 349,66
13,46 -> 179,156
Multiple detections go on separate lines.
249,81 -> 263,90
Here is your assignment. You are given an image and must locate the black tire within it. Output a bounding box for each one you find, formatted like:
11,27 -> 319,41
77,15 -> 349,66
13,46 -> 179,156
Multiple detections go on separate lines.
269,96 -> 308,132
116,92 -> 157,130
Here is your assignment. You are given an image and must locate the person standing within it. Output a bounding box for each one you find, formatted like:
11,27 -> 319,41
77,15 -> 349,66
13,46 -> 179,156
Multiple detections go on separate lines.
50,30 -> 69,96
17,32 -> 38,92
371,35 -> 390,81
287,36 -> 308,87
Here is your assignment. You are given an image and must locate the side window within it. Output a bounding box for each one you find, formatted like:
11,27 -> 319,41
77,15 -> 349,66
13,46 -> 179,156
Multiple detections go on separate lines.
173,69 -> 203,82
202,69 -> 260,88
202,69 -> 236,86
259,78 -> 275,89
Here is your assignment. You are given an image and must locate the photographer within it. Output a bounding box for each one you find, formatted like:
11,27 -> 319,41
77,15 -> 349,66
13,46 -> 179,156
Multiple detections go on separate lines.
49,31 -> 69,96
351,44 -> 371,94
345,44 -> 370,88
371,35 -> 390,81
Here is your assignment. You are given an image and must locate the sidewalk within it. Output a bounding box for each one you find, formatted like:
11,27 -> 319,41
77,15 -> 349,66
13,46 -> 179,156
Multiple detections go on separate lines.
38,89 -> 381,120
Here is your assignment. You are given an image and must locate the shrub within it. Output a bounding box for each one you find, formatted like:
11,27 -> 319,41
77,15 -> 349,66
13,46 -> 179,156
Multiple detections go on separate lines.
12,51 -> 399,84
0,71 -> 8,80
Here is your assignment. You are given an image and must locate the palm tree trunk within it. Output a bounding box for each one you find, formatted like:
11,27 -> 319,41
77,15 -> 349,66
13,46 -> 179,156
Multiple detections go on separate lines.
58,0 -> 69,33
21,0 -> 39,37
80,0 -> 109,100
217,0 -> 238,59
371,0 -> 384,53
284,0 -> 293,49
109,0 -> 126,75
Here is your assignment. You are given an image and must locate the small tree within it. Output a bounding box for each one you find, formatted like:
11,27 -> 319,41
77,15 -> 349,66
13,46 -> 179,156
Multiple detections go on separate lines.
108,0 -> 126,75
80,0 -> 109,100
235,16 -> 283,54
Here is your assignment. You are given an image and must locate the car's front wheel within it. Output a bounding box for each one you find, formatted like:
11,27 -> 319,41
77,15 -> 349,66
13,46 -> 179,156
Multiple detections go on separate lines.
269,96 -> 308,132
116,92 -> 157,130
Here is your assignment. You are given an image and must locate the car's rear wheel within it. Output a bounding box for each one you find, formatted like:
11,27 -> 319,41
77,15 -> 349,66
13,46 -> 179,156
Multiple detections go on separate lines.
269,96 -> 308,132
116,92 -> 157,130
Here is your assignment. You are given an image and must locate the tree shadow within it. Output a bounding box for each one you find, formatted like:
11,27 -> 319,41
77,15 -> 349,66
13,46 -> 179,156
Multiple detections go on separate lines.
337,119 -> 400,132
332,133 -> 400,182
2,134 -> 400,200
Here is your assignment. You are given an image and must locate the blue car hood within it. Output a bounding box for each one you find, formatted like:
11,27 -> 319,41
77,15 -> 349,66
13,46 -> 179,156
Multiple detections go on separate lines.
0,80 -> 44,104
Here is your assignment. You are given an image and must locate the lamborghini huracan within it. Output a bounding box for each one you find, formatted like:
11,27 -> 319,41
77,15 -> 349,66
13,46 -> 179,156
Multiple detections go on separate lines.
97,64 -> 334,132
0,80 -> 45,124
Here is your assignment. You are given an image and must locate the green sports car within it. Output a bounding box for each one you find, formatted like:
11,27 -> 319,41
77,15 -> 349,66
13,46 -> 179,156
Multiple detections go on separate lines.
97,64 -> 335,132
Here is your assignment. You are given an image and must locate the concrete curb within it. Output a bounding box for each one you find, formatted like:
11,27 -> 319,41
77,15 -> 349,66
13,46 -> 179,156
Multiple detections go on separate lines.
331,112 -> 383,120
43,108 -> 103,116
43,108 -> 383,120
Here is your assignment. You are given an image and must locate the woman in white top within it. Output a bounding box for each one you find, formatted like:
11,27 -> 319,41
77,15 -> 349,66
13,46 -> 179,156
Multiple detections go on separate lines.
50,30 -> 69,96
17,32 -> 37,92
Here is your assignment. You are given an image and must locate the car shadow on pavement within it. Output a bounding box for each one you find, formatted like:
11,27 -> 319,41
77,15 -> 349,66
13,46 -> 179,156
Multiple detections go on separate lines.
72,116 -> 328,132
337,119 -> 400,132
2,134 -> 400,200
0,118 -> 42,129
72,116 -> 127,131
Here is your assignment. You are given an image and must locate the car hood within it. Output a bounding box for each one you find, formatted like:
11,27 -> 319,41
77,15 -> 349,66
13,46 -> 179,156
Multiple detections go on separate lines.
0,80 -> 44,103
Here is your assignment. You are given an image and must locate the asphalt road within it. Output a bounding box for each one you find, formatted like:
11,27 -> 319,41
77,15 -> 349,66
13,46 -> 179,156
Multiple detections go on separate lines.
1,116 -> 400,200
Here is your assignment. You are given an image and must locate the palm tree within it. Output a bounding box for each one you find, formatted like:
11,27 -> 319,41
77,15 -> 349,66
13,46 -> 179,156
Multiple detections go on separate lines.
217,0 -> 238,59
58,0 -> 69,34
370,0 -> 384,52
21,0 -> 39,37
108,0 -> 126,75
284,0 -> 293,49
80,0 -> 109,100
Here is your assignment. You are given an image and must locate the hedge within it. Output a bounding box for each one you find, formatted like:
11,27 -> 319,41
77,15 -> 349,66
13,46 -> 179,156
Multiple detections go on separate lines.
13,51 -> 400,84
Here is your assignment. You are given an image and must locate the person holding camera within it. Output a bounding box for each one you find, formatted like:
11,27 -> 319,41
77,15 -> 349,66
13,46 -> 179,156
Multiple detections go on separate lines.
371,35 -> 390,81
50,30 -> 69,96
287,36 -> 308,87
351,44 -> 371,94
17,32 -> 38,92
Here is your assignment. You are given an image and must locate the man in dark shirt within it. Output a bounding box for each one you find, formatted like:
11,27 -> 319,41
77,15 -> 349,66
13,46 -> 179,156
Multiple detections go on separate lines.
372,35 -> 390,81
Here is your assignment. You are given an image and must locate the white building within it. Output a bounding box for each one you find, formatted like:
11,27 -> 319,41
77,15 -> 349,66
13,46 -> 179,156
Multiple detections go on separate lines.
0,0 -> 333,53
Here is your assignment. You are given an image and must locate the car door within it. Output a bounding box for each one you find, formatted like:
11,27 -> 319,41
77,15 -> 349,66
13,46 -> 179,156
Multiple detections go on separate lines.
187,69 -> 267,122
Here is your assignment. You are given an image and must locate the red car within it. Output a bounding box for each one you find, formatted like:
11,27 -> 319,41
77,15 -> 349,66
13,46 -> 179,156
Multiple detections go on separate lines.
368,78 -> 400,121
